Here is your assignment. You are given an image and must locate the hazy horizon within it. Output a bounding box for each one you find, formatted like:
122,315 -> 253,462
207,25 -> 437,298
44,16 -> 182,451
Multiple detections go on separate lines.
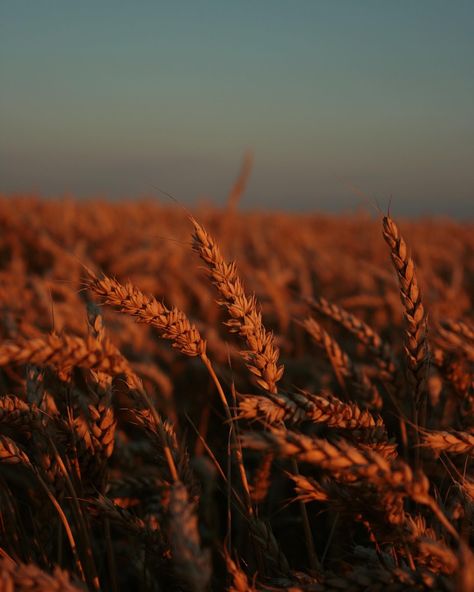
1,1 -> 473,217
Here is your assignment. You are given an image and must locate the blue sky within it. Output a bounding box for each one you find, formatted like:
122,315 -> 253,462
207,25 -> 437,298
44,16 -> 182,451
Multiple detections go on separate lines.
1,1 -> 473,215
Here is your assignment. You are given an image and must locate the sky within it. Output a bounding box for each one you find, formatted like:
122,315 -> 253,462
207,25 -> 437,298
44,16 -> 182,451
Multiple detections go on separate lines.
1,1 -> 473,216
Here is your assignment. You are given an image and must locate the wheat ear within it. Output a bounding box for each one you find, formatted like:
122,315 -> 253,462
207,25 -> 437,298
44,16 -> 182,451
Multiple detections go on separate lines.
307,295 -> 397,381
86,271 -> 206,358
191,217 -> 283,393
382,215 -> 429,413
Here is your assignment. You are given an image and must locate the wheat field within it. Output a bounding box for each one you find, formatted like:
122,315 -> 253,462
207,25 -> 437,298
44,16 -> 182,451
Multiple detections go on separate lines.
0,194 -> 472,591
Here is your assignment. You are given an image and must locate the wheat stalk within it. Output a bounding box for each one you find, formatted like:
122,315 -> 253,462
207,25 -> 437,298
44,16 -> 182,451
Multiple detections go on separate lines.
86,271 -> 206,358
302,316 -> 383,409
191,217 -> 284,393
307,295 -> 397,381
421,430 -> 474,456
382,215 -> 429,411
0,333 -> 141,390
239,388 -> 380,428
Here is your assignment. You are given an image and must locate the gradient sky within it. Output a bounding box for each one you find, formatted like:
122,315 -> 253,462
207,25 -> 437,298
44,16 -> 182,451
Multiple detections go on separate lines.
1,1 -> 473,216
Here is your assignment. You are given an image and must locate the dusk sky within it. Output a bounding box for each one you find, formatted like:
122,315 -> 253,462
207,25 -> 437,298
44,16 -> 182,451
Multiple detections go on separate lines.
1,1 -> 473,216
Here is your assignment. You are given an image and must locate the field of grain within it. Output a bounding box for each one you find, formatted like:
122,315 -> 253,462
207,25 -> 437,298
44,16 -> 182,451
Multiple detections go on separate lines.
0,195 -> 472,591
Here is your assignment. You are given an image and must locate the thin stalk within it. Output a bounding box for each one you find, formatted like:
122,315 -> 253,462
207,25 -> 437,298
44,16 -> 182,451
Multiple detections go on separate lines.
105,518 -> 119,592
34,473 -> 87,587
49,446 -> 100,591
139,389 -> 179,482
291,458 -> 320,571
201,352 -> 253,517
427,498 -> 460,541
201,352 -> 265,574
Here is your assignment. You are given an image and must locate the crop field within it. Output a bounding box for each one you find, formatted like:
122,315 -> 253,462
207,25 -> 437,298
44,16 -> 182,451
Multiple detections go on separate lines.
0,195 -> 472,591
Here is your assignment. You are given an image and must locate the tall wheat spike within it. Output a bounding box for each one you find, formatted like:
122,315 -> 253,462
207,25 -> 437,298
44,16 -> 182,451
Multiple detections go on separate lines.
382,215 -> 429,420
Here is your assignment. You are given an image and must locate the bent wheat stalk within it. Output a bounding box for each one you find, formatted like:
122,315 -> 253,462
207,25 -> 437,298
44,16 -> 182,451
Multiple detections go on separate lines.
238,389 -> 380,430
307,295 -> 397,381
85,272 -> 206,358
302,316 -> 382,409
